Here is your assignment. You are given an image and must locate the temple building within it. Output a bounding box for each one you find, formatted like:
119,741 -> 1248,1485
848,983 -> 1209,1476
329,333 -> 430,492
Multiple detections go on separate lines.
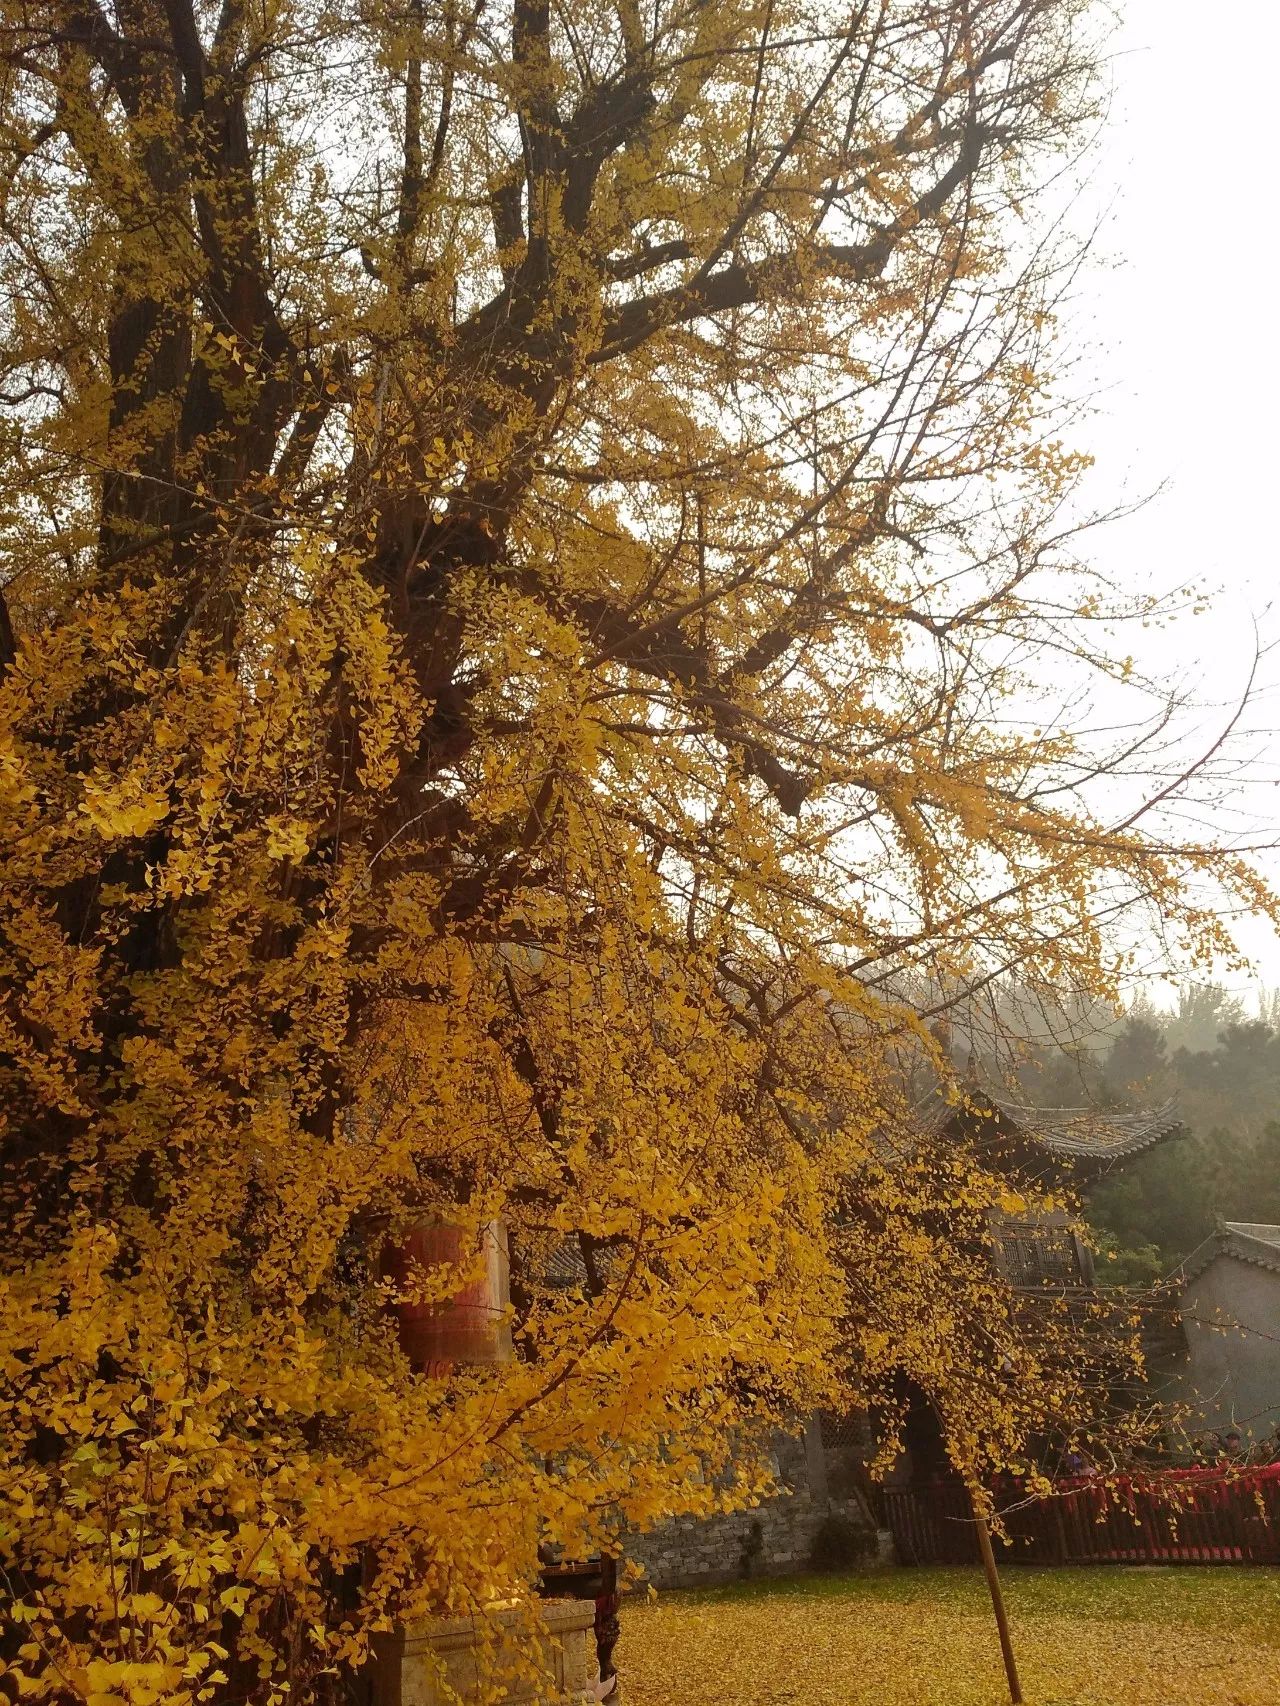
930,1089 -> 1185,1289
628,1085 -> 1189,1584
1159,1220 -> 1280,1448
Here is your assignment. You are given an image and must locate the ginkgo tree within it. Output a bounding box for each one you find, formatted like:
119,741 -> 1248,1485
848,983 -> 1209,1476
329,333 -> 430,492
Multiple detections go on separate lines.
0,0 -> 1270,1700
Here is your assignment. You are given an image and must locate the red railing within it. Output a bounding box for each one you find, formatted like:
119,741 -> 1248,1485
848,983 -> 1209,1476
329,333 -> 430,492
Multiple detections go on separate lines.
885,1463 -> 1280,1567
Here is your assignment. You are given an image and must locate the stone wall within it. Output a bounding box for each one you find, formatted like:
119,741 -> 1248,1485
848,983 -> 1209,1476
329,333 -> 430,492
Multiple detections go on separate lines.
628,1491 -> 880,1588
624,1415 -> 895,1589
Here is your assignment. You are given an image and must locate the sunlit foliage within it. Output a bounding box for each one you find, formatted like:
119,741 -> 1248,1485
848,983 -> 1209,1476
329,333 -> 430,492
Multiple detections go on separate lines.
0,0 -> 1272,1699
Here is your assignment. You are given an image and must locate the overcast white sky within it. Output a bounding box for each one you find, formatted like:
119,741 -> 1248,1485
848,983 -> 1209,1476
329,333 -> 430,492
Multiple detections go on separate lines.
1062,0 -> 1280,1000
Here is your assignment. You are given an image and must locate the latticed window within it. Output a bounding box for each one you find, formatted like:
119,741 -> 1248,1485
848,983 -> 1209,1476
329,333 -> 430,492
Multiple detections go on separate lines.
996,1227 -> 1084,1286
820,1409 -> 872,1453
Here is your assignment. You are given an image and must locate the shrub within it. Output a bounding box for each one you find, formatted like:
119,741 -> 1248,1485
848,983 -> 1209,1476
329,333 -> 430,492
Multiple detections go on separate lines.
809,1514 -> 878,1573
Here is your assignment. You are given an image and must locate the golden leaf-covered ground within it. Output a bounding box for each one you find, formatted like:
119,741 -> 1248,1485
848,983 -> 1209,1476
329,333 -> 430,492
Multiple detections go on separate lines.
622,1567 -> 1280,1705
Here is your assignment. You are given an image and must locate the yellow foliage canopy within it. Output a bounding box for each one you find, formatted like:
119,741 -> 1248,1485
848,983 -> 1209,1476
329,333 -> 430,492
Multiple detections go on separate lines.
0,0 -> 1271,1699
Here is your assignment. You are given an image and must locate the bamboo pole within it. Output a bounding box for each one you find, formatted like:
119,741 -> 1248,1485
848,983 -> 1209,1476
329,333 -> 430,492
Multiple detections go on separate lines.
970,1485 -> 1023,1705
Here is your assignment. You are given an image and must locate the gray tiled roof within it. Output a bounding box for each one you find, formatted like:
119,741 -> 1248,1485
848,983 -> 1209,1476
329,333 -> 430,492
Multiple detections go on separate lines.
986,1097 -> 1184,1161
1178,1221 -> 1280,1284
934,1092 -> 1185,1164
544,1238 -> 590,1287
1222,1222 -> 1280,1249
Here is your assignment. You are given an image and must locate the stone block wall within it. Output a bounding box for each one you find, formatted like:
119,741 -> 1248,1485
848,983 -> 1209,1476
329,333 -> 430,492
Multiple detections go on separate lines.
624,1416 -> 894,1589
628,1493 -> 885,1588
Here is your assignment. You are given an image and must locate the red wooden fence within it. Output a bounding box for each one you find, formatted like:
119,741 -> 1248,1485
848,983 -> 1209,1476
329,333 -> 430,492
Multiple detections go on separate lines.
886,1464 -> 1280,1567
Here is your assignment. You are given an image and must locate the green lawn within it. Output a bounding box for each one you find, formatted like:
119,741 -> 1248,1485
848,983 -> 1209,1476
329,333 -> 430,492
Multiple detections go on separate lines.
621,1567 -> 1280,1705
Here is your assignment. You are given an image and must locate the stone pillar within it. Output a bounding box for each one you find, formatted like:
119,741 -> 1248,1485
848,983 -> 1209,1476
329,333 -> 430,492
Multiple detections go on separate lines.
388,1219 -> 513,1371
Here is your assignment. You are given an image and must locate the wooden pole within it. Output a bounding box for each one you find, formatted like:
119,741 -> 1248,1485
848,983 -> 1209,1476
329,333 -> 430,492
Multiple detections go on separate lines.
970,1486 -> 1023,1705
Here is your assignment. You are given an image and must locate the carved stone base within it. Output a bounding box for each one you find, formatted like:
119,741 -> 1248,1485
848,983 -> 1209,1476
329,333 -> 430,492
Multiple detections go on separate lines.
372,1598 -> 599,1706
